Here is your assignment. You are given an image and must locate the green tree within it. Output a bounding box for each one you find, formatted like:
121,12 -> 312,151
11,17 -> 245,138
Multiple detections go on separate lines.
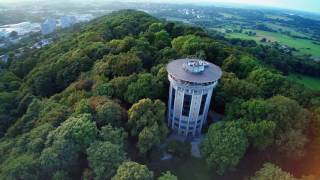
137,124 -> 162,154
87,141 -> 127,180
75,99 -> 92,114
214,72 -> 262,112
95,52 -> 142,77
94,82 -> 114,97
112,161 -> 154,180
172,35 -> 228,64
40,114 -> 97,172
247,68 -> 285,98
96,101 -> 127,127
128,99 -> 168,153
226,99 -> 272,122
200,121 -> 249,175
268,96 -> 309,157
148,23 -> 165,33
226,96 -> 309,157
0,153 -> 40,180
154,30 -> 171,49
222,55 -> 260,78
99,125 -> 128,147
28,65 -> 57,97
110,74 -> 138,100
250,163 -> 297,180
125,73 -> 164,104
242,120 -> 276,150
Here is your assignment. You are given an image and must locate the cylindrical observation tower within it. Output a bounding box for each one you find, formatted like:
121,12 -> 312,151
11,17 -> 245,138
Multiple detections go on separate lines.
166,59 -> 222,136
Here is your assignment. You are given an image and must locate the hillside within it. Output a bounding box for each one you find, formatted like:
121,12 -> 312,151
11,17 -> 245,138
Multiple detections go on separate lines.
0,10 -> 320,180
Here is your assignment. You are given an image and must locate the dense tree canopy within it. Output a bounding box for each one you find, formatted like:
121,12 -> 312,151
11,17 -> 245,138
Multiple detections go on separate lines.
94,52 -> 143,78
226,96 -> 309,157
0,9 -> 317,179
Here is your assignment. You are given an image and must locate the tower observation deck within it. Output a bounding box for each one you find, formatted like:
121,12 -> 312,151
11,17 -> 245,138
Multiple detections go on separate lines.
166,59 -> 222,136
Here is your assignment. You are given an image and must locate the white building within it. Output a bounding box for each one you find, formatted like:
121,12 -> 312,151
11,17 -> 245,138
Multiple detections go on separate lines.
41,18 -> 56,35
60,16 -> 76,28
166,59 -> 222,137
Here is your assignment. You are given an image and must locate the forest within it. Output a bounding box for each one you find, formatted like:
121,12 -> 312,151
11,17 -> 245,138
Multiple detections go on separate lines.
0,10 -> 320,180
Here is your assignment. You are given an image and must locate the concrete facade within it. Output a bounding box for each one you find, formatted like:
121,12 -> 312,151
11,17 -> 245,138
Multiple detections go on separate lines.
166,59 -> 222,136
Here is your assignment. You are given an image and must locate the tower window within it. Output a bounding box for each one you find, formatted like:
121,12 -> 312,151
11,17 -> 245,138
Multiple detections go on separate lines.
182,94 -> 192,117
199,94 -> 207,116
171,88 -> 176,109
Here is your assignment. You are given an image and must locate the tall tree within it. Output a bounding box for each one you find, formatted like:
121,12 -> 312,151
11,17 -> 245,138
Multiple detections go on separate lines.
87,141 -> 127,180
128,99 -> 168,153
200,121 -> 249,175
95,100 -> 127,128
40,114 -> 97,173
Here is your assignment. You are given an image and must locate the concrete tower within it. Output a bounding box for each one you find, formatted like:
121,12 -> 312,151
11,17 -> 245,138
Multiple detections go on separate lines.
166,59 -> 222,136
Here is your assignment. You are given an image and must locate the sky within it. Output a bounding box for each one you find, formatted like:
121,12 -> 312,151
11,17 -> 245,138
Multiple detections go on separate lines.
1,0 -> 319,14
133,0 -> 320,13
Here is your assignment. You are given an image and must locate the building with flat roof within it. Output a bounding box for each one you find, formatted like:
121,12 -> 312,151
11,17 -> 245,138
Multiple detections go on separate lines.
166,59 -> 222,136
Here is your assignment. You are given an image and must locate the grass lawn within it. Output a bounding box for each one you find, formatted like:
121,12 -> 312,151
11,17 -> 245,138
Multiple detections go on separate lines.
225,29 -> 320,58
287,73 -> 320,91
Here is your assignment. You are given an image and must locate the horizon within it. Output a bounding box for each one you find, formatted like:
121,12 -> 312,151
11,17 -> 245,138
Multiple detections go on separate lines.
0,0 -> 319,14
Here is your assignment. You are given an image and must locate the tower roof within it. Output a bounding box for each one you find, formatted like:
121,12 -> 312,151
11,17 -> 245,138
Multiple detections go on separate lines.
166,59 -> 222,83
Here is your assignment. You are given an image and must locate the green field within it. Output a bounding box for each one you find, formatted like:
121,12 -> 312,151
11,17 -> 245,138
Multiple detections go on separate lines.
219,13 -> 243,19
287,74 -> 320,91
264,22 -> 308,38
225,29 -> 320,58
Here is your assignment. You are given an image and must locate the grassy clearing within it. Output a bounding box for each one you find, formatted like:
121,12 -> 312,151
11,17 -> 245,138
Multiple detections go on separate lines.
287,73 -> 320,91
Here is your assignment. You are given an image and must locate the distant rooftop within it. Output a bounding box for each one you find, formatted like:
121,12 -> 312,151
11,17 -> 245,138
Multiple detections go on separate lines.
166,59 -> 222,83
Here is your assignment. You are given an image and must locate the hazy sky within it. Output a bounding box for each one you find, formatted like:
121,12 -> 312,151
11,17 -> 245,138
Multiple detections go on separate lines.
1,0 -> 320,13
